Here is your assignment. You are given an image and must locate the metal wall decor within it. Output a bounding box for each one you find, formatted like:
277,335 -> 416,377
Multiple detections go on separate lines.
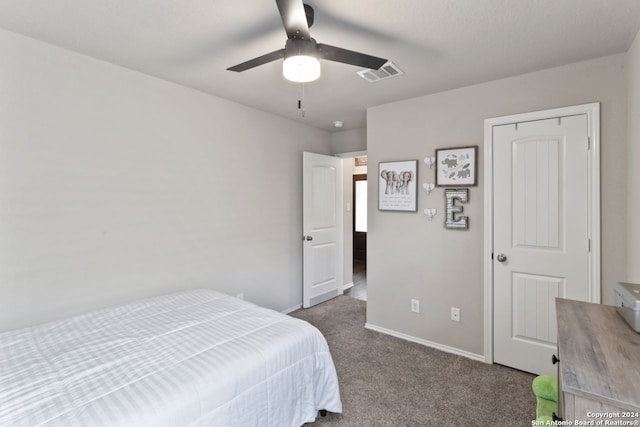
445,188 -> 469,229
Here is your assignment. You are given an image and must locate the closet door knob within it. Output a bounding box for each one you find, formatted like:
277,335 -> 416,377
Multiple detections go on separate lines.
496,253 -> 507,262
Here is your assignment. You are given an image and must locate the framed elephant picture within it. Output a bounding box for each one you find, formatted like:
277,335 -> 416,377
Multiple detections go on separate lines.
378,160 -> 418,212
435,145 -> 478,186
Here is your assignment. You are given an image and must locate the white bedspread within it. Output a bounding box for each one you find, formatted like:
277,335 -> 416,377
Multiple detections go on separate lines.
0,289 -> 341,426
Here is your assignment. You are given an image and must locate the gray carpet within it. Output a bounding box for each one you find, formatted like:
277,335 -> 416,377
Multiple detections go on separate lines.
291,296 -> 536,427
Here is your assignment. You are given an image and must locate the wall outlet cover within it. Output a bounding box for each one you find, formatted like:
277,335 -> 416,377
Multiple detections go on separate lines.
411,299 -> 420,313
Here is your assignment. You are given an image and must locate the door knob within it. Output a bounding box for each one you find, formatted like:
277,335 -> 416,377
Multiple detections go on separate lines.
496,253 -> 507,262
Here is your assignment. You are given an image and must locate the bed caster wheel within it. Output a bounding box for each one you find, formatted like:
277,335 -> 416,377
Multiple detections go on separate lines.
320,410 -> 327,417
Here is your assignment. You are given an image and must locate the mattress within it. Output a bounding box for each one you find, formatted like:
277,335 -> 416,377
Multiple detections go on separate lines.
0,289 -> 342,426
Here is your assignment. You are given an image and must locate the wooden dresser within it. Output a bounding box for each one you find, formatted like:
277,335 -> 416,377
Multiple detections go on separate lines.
556,298 -> 640,422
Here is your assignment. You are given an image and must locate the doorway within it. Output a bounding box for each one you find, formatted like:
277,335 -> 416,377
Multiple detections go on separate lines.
349,173 -> 368,300
483,103 -> 601,375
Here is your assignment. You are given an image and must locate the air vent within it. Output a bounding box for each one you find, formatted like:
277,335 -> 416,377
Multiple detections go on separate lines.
357,61 -> 403,83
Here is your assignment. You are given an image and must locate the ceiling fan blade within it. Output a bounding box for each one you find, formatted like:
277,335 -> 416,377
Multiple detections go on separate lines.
317,44 -> 387,70
275,0 -> 310,40
227,49 -> 286,72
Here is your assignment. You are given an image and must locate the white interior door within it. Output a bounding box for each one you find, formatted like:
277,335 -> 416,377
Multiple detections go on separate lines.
303,152 -> 343,308
493,114 -> 591,376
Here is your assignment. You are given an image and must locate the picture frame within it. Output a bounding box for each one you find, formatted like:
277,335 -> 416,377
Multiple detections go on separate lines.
435,145 -> 478,186
378,160 -> 418,212
354,156 -> 368,166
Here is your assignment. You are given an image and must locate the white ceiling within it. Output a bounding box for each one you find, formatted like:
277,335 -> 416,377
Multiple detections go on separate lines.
1,1 -> 639,132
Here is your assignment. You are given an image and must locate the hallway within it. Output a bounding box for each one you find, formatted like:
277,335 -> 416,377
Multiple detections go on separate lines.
345,260 -> 366,301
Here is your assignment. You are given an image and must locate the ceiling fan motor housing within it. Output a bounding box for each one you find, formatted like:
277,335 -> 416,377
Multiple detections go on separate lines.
285,38 -> 318,58
304,4 -> 314,28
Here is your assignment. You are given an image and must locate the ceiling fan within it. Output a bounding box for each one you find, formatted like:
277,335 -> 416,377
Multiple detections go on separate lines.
227,0 -> 388,83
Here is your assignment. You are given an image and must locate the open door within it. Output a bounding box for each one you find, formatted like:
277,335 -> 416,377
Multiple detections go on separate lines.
303,152 -> 343,308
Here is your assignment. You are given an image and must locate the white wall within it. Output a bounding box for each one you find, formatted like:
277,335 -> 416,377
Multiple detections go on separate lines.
627,29 -> 640,281
331,127 -> 367,154
0,29 -> 332,331
367,54 -> 628,356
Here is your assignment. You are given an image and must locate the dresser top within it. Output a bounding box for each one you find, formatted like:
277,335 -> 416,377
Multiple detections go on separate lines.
556,298 -> 640,411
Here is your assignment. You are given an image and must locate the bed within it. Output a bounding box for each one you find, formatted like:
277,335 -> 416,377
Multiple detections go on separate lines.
0,289 -> 342,426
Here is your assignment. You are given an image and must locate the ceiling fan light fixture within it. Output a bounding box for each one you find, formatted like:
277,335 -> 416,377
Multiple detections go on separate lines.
283,54 -> 320,83
227,1 -> 388,87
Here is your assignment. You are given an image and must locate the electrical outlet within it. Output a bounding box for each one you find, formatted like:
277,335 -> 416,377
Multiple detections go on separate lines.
451,307 -> 460,322
411,299 -> 420,313
236,293 -> 244,300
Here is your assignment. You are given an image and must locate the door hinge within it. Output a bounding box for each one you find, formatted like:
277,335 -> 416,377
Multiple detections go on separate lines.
587,137 -> 591,150
588,238 -> 591,252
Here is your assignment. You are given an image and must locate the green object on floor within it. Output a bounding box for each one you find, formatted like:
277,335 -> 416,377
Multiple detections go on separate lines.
532,375 -> 557,402
532,375 -> 558,421
536,397 -> 558,420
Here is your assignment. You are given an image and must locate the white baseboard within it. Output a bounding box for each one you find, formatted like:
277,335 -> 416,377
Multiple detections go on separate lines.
342,282 -> 354,292
364,322 -> 485,362
282,304 -> 302,314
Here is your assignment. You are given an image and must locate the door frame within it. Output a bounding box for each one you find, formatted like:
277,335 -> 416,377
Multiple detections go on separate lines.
482,103 -> 601,364
334,150 -> 367,294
